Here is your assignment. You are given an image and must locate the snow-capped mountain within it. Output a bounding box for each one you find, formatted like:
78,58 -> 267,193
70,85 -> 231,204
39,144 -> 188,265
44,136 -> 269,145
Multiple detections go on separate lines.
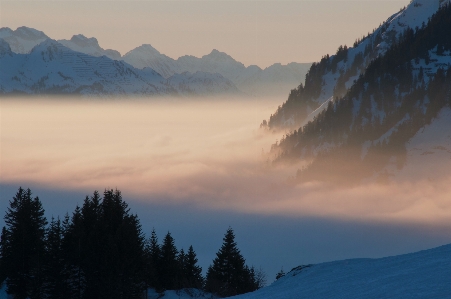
0,39 -> 239,96
267,0 -> 451,129
122,44 -> 181,78
0,26 -> 49,54
270,0 -> 451,183
124,46 -> 311,97
58,34 -> 121,60
231,244 -> 451,299
1,26 -> 310,97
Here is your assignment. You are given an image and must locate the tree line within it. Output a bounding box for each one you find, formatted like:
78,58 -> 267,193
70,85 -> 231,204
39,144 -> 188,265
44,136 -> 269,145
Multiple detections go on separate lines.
0,187 -> 265,299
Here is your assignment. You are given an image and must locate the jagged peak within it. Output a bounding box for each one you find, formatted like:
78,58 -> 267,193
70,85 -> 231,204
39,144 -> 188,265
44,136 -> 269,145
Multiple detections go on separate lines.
69,34 -> 99,47
127,44 -> 161,56
30,39 -> 66,53
13,26 -> 48,40
204,49 -> 235,61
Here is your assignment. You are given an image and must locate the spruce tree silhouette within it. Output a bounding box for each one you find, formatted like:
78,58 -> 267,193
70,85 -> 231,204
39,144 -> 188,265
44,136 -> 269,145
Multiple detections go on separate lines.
205,227 -> 256,297
0,187 -> 47,299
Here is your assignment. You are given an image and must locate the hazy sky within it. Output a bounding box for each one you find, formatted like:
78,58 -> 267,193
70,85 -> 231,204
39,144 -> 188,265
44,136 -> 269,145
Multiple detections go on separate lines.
1,0 -> 410,68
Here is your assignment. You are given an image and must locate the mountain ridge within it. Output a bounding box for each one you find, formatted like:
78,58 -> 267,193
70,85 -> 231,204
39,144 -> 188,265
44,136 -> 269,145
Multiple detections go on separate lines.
0,38 -> 239,96
0,26 -> 311,97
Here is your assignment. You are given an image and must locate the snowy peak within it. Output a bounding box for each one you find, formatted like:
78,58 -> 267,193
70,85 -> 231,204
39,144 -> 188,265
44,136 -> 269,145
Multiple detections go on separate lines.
0,26 -> 48,41
31,39 -> 64,53
203,49 -> 241,64
129,44 -> 162,56
58,34 -> 121,60
0,26 -> 49,54
68,34 -> 100,48
122,44 -> 179,78
0,40 -> 238,97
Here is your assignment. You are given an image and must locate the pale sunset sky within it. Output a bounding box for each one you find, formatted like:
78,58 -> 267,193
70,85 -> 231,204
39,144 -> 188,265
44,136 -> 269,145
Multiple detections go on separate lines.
1,0 -> 410,68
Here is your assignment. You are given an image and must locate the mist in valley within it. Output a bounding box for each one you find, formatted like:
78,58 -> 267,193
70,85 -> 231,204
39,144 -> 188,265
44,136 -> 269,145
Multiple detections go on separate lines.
1,96 -> 451,279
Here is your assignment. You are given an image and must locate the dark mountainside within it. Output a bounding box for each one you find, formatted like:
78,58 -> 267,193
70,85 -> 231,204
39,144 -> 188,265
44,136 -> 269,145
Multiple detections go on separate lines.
268,3 -> 451,184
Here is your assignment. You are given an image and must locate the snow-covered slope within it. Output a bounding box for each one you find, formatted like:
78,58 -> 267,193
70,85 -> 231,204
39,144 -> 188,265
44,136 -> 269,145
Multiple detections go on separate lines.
232,243 -> 451,299
0,39 -> 238,96
0,26 -> 49,54
58,34 -> 121,60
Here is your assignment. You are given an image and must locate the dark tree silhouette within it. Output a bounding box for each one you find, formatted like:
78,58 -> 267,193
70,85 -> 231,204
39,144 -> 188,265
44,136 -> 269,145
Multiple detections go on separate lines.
0,187 -> 47,299
205,227 -> 259,297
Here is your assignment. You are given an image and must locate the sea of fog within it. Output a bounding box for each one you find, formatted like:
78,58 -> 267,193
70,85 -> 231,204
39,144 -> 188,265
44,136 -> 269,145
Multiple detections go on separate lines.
1,96 -> 450,281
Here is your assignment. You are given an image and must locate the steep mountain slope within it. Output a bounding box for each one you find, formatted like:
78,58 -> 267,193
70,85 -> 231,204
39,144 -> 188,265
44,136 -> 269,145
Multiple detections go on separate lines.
58,34 -> 121,60
271,2 -> 451,183
266,0 -> 451,129
0,26 -> 49,54
231,243 -> 451,299
0,39 -> 238,96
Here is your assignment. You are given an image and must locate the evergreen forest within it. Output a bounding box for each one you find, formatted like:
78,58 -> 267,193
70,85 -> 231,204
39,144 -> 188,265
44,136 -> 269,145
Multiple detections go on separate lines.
0,187 -> 265,299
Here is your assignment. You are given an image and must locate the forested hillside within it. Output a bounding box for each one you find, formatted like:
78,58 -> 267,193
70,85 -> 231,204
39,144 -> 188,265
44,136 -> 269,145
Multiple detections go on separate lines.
264,0 -> 450,130
269,2 -> 451,184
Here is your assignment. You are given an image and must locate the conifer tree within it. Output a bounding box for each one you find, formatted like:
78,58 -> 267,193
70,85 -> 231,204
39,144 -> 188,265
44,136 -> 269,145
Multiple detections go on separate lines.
159,232 -> 179,290
176,248 -> 187,289
0,187 -> 47,299
61,206 -> 86,299
144,229 -> 162,291
205,227 -> 257,297
43,217 -> 72,299
185,245 -> 203,289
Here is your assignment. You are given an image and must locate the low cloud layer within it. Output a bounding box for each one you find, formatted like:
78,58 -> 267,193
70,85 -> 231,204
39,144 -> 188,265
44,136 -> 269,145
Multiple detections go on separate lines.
1,97 -> 451,228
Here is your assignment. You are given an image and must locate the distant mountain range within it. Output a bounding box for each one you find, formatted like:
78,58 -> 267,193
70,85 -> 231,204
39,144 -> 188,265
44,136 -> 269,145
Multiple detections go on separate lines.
0,27 -> 311,97
265,0 -> 451,183
0,38 -> 238,96
122,45 -> 311,97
